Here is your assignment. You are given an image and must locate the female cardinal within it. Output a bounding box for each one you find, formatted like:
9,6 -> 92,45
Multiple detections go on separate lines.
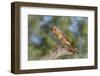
51,26 -> 78,53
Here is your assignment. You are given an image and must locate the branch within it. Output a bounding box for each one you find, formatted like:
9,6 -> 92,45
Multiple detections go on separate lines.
41,46 -> 73,60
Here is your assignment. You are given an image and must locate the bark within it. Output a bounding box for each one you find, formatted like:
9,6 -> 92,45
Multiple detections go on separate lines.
41,46 -> 73,60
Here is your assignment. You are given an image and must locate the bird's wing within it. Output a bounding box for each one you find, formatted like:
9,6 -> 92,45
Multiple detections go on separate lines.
61,32 -> 71,46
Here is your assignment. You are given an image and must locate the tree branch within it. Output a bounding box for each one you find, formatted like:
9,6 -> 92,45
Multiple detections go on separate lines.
41,46 -> 73,60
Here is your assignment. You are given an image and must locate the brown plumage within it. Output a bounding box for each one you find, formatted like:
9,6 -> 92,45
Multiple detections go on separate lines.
51,26 -> 78,53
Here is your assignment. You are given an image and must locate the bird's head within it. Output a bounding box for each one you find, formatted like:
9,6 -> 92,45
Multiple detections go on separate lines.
51,26 -> 58,34
51,26 -> 62,38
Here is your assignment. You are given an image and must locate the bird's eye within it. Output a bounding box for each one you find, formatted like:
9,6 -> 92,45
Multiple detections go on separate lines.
53,28 -> 56,32
54,29 -> 56,32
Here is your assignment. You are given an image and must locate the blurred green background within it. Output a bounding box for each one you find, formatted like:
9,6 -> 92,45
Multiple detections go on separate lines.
28,15 -> 88,60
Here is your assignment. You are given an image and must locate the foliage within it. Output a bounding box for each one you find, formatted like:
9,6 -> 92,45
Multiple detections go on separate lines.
28,15 -> 88,60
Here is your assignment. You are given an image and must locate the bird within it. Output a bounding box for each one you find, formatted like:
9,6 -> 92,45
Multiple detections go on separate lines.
51,25 -> 78,54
